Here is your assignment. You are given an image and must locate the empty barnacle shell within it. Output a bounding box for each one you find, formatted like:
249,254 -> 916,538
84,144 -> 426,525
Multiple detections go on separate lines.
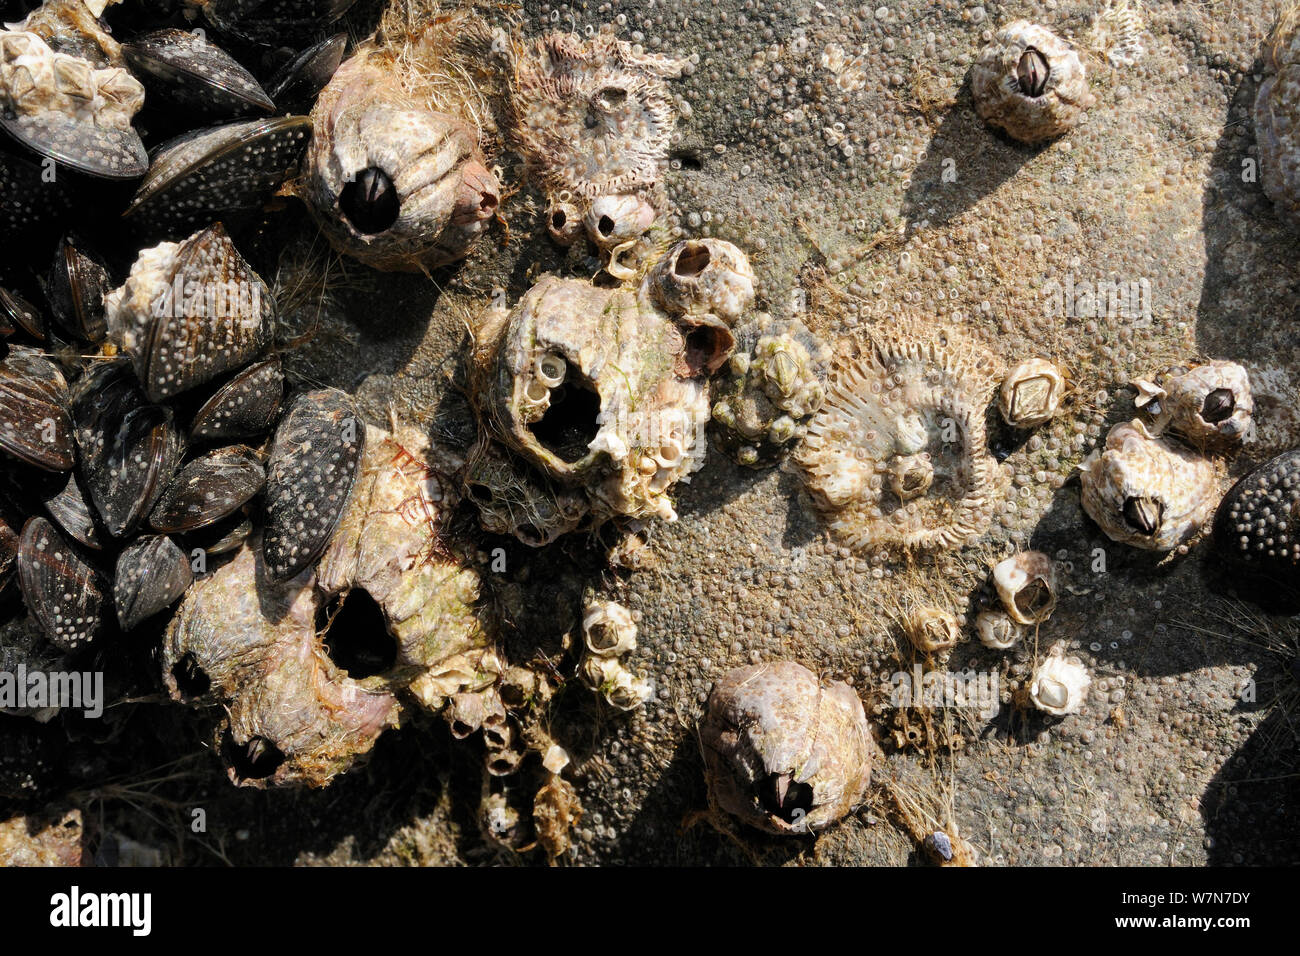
123,115 -> 310,237
105,223 -> 274,402
675,312 -> 736,378
301,52 -> 499,272
189,357 -> 284,443
603,668 -> 652,711
86,403 -> 182,538
262,388 -> 364,580
583,193 -> 657,249
648,239 -> 756,323
1028,644 -> 1091,716
0,346 -> 74,471
41,470 -> 101,550
971,21 -> 1095,143
0,30 -> 147,179
44,235 -> 109,344
17,515 -> 108,652
122,29 -> 275,118
149,444 -> 264,533
114,534 -> 192,631
887,452 -> 934,503
998,357 -> 1065,428
796,321 -> 1004,552
462,438 -> 588,546
545,200 -> 584,246
266,33 -> 347,112
1256,9 -> 1300,228
582,599 -> 636,657
1213,449 -> 1300,586
904,606 -> 960,655
992,551 -> 1057,624
700,661 -> 876,836
975,609 -> 1022,650
1137,361 -> 1254,451
1079,420 -> 1222,551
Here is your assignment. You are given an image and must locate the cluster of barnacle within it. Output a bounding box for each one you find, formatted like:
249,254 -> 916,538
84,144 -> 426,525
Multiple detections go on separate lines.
574,598 -> 649,711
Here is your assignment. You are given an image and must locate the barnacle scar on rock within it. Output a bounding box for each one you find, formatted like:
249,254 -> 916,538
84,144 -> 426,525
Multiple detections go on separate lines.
163,425 -> 496,787
795,321 -> 1005,553
700,661 -> 877,836
1256,7 -> 1300,229
1028,643 -> 1091,716
508,30 -> 685,249
300,27 -> 501,272
1078,419 -> 1222,552
1134,360 -> 1254,452
971,20 -> 1095,143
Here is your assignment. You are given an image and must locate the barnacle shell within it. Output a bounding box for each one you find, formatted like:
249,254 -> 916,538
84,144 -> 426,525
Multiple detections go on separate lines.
1213,449 -> 1300,585
1079,420 -> 1222,551
1029,644 -> 1091,716
796,322 -> 1004,552
993,551 -> 1057,624
1135,361 -> 1254,451
584,193 -> 657,249
163,425 -> 492,787
971,21 -> 1095,143
462,438 -> 588,545
302,52 -> 499,272
582,599 -> 637,657
0,30 -> 146,178
998,358 -> 1065,428
1256,8 -> 1300,228
700,661 -> 876,836
904,607 -> 960,655
647,239 -> 756,323
975,609 -> 1022,650
712,314 -> 830,467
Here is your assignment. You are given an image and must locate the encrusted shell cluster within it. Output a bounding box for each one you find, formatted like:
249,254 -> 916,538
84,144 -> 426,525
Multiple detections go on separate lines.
1134,361 -> 1254,451
699,661 -> 876,836
971,21 -> 1096,144
796,322 -> 1004,552
711,313 -> 830,467
1028,643 -> 1091,716
1255,7 -> 1300,228
1078,420 -> 1221,551
576,598 -> 651,710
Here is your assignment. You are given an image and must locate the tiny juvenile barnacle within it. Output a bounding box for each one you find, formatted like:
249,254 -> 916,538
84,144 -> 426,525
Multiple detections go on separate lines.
971,21 -> 1096,143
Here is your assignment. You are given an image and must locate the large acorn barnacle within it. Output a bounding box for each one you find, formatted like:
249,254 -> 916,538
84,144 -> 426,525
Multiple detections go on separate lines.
1135,361 -> 1254,452
1256,7 -> 1300,229
700,661 -> 877,836
1213,449 -> 1300,586
301,48 -> 500,272
971,21 -> 1096,144
795,321 -> 1004,552
1079,420 -> 1222,551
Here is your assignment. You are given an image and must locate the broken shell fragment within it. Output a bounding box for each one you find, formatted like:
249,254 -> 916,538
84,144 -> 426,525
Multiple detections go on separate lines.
998,358 -> 1065,428
700,661 -> 876,836
975,609 -> 1021,650
1029,644 -> 1091,716
971,21 -> 1095,143
1079,420 -> 1221,551
904,607 -> 960,655
992,551 -> 1057,624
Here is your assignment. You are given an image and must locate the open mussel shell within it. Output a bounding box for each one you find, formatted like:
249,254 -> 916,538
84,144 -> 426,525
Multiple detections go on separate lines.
17,515 -> 109,651
0,347 -> 74,471
1,150 -> 74,247
190,356 -> 284,442
0,108 -> 148,180
114,534 -> 193,631
69,360 -> 145,474
263,388 -> 364,580
200,0 -> 359,44
150,444 -> 264,533
44,235 -> 109,343
124,29 -> 275,118
42,470 -> 102,550
123,116 -> 311,238
86,403 -> 183,538
267,33 -> 346,112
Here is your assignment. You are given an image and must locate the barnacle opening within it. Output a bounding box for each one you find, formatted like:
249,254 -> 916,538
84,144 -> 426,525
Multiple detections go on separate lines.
528,374 -> 601,463
675,242 -> 711,277
683,325 -> 729,377
171,652 -> 211,698
339,166 -> 399,235
223,731 -> 285,782
1201,387 -> 1235,424
317,588 -> 397,679
1015,578 -> 1053,619
758,771 -> 815,824
1123,495 -> 1163,537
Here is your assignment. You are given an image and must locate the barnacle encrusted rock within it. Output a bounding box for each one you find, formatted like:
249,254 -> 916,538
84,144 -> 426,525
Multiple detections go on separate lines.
461,438 -> 588,546
711,313 -> 829,467
0,29 -> 146,178
163,425 -> 494,787
1079,420 -> 1222,551
700,661 -> 876,836
971,21 -> 1095,144
1213,449 -> 1300,585
1134,361 -> 1254,452
509,31 -> 685,247
1256,7 -> 1300,229
302,49 -> 500,272
796,321 -> 1004,552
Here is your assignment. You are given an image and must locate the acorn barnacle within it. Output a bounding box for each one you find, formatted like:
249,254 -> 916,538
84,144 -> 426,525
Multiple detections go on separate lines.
1213,449 -> 1300,586
699,661 -> 877,836
976,609 -> 1022,650
903,606 -> 961,656
998,358 -> 1065,428
1078,420 -> 1222,551
1028,643 -> 1091,716
992,551 -> 1057,625
971,21 -> 1096,144
795,321 -> 1004,552
1134,361 -> 1254,452
1255,7 -> 1300,229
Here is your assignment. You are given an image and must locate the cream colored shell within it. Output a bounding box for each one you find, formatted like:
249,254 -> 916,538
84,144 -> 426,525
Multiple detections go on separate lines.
1135,361 -> 1254,450
998,358 -> 1065,428
1029,644 -> 1091,716
0,30 -> 142,128
993,551 -> 1057,624
971,20 -> 1096,143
